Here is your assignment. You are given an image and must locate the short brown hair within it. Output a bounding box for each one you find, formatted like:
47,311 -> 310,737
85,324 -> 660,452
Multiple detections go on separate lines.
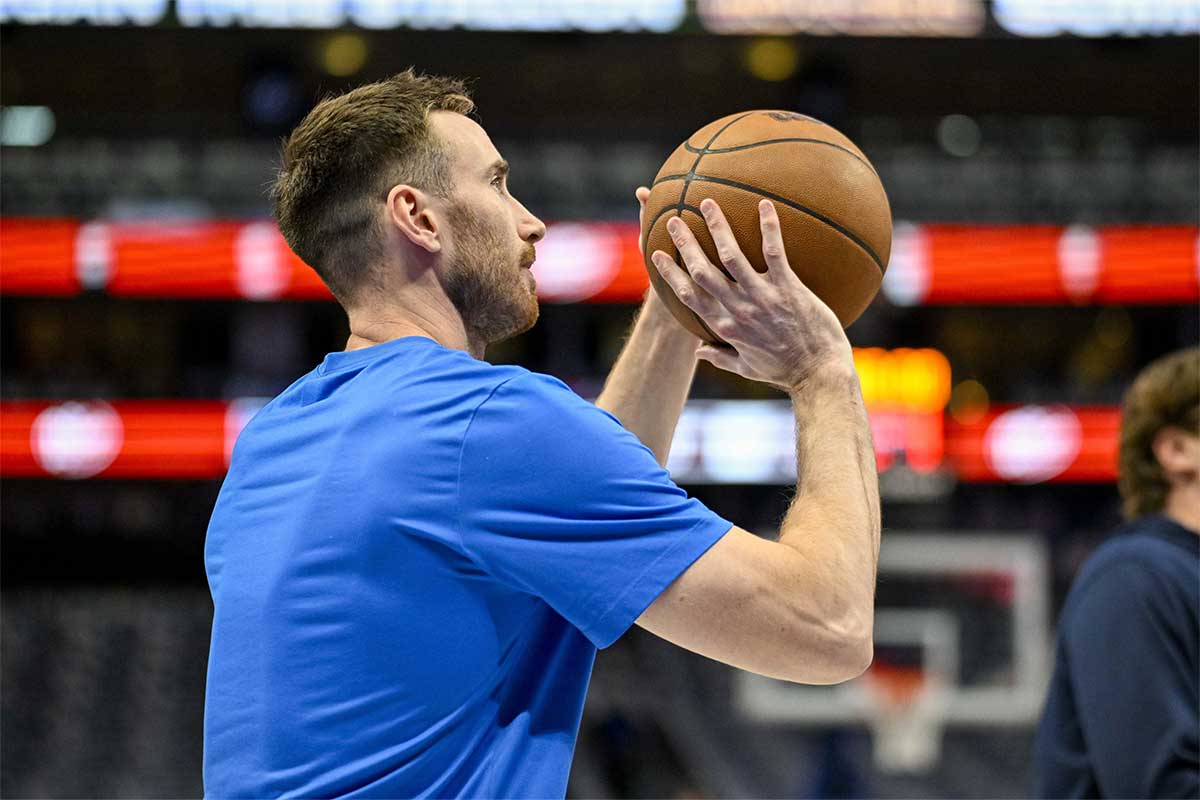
269,69 -> 474,304
1118,347 -> 1200,519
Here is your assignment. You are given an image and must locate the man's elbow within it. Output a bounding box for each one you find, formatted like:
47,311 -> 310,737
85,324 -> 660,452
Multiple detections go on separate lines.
837,630 -> 874,681
778,613 -> 874,685
818,624 -> 874,684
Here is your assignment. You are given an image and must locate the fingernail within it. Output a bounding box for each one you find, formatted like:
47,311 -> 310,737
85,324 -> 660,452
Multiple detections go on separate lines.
700,199 -> 715,216
667,217 -> 680,233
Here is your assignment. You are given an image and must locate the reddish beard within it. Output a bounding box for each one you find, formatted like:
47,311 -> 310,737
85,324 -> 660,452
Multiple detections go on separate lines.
442,201 -> 539,347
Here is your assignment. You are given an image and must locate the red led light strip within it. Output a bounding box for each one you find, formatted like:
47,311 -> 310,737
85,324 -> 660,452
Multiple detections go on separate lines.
0,399 -> 1118,483
1,218 -> 1196,304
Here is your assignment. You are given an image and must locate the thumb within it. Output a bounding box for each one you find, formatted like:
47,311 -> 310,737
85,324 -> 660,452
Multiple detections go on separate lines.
636,186 -> 651,254
696,343 -> 744,375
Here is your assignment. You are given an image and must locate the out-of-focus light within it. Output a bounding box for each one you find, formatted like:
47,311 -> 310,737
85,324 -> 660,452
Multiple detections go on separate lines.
949,380 -> 990,425
1094,306 -> 1133,350
984,405 -> 1082,483
0,0 -> 165,25
994,0 -> 1200,36
531,223 -> 623,303
173,0 -> 687,30
1058,224 -> 1101,301
30,401 -> 124,478
0,106 -> 56,147
701,402 -> 795,483
241,69 -> 304,132
700,0 -> 986,36
854,347 -> 952,413
880,223 -> 930,306
235,222 -> 288,299
320,32 -> 368,77
898,349 -> 952,413
744,38 -> 800,82
936,114 -> 981,158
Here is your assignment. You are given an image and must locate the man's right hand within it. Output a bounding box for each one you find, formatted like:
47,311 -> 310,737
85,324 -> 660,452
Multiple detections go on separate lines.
649,197 -> 854,392
641,198 -> 879,687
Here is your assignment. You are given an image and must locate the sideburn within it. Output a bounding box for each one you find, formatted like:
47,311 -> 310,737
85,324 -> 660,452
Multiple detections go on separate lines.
442,202 -> 538,347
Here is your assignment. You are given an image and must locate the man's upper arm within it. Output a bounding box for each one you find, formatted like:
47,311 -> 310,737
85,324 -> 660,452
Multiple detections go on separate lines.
456,372 -> 733,649
636,525 -> 869,685
1063,561 -> 1200,799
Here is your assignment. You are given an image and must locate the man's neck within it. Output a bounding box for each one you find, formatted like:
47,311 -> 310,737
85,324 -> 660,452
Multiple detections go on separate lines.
1163,485 -> 1200,535
344,299 -> 484,359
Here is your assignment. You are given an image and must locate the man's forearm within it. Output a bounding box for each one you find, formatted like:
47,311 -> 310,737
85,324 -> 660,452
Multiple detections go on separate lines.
594,292 -> 700,465
778,363 -> 881,645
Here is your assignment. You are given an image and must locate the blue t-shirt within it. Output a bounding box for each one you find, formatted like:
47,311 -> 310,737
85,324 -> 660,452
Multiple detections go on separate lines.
1033,514 -> 1199,798
203,336 -> 733,798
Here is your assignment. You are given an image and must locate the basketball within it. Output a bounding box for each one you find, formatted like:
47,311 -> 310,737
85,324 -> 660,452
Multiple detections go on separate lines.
642,110 -> 893,341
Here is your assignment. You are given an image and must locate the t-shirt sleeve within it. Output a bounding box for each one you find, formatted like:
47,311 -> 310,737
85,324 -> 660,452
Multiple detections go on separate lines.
1060,561 -> 1200,799
456,372 -> 733,649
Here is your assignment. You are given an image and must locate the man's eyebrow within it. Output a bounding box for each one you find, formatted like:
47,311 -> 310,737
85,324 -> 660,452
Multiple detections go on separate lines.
486,159 -> 509,178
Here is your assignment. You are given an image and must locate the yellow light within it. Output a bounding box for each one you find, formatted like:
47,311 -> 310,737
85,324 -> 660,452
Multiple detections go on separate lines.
321,33 -> 368,78
897,348 -> 952,413
949,379 -> 990,425
853,347 -> 886,408
744,38 -> 800,82
853,347 -> 952,412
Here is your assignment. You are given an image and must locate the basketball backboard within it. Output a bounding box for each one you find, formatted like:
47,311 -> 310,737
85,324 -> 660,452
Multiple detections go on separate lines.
734,532 -> 1052,772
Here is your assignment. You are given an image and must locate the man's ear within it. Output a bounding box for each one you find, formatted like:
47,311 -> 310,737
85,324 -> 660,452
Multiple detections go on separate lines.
1152,426 -> 1199,485
386,185 -> 442,254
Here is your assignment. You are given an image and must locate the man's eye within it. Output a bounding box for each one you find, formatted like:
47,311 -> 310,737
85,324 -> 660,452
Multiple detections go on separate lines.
491,175 -> 505,189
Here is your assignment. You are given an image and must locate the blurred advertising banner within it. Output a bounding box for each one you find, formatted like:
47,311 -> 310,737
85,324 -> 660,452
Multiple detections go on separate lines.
2,218 -> 1197,305
0,398 -> 1117,485
2,0 -> 1196,36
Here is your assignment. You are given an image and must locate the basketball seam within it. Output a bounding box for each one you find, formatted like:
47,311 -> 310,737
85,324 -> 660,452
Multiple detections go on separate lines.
684,174 -> 885,274
682,137 -> 878,176
651,174 -> 688,187
677,112 -> 756,217
644,202 -> 703,239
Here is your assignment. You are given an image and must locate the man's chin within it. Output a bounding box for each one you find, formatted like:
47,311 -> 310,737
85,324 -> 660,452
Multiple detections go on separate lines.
484,298 -> 538,346
507,300 -> 539,340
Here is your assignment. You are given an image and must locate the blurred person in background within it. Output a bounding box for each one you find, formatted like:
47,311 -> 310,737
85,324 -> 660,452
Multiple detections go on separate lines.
1034,346 -> 1199,798
202,69 -> 879,798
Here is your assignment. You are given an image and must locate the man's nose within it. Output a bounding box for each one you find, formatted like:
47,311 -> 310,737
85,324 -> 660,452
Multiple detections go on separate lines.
516,202 -> 546,244
523,217 -> 546,244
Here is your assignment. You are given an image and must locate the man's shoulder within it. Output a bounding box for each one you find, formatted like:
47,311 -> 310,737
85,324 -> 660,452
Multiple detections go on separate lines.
465,369 -> 614,439
1078,517 -> 1194,579
1063,517 -> 1197,623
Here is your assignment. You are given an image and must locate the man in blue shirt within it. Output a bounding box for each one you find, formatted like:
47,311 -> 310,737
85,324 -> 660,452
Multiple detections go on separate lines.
1034,347 -> 1199,798
204,70 -> 881,798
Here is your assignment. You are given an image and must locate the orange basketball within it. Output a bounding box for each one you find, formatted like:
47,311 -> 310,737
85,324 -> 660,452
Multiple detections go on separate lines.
642,110 -> 892,342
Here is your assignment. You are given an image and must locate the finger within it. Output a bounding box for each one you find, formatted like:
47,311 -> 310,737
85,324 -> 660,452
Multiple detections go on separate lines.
696,344 -> 749,377
635,186 -> 650,209
698,198 -> 761,288
757,199 -> 794,284
651,250 -> 719,318
666,215 -> 736,306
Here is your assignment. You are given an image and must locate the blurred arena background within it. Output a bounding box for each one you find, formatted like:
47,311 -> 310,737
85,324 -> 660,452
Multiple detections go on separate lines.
1,1 -> 1198,797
